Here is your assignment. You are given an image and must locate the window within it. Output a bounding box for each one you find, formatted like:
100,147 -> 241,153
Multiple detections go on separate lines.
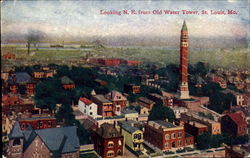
39,121 -> 43,128
138,133 -> 142,140
107,150 -> 114,157
118,140 -> 122,146
108,141 -> 114,148
165,142 -> 169,148
178,140 -> 182,146
171,133 -> 176,139
117,149 -> 122,155
22,123 -> 25,129
90,112 -> 93,115
90,106 -> 92,110
165,134 -> 170,140
178,132 -> 182,138
48,121 -> 52,127
13,138 -> 21,146
134,134 -> 138,139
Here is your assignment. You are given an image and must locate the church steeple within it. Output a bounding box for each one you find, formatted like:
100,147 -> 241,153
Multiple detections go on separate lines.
181,20 -> 188,31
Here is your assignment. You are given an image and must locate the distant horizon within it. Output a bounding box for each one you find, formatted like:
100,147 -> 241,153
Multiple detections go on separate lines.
2,1 -> 249,48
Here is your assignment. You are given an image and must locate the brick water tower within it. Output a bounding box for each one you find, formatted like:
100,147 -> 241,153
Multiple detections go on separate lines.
179,20 -> 190,99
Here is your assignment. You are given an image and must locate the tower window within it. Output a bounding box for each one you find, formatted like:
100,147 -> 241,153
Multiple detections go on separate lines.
13,138 -> 21,146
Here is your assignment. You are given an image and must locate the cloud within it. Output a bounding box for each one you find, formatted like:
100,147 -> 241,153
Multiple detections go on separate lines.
1,0 -> 248,41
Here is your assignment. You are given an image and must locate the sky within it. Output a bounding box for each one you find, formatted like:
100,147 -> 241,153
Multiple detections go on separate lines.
1,0 -> 249,44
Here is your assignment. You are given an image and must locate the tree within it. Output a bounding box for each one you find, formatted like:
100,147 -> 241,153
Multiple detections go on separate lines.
148,104 -> 175,122
197,132 -> 212,149
34,77 -> 65,111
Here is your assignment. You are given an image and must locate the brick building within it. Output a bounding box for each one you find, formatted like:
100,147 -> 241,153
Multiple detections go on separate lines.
181,112 -> 221,135
184,121 -> 208,143
92,123 -> 124,158
106,90 -> 127,115
61,76 -> 75,90
18,116 -> 57,131
221,113 -> 247,137
124,84 -> 141,94
144,120 -> 194,152
137,97 -> 155,111
91,95 -> 114,117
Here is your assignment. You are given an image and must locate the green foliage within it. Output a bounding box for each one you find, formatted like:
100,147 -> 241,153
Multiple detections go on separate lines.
208,92 -> 236,114
148,104 -> 175,122
197,132 -> 232,150
34,77 -> 66,111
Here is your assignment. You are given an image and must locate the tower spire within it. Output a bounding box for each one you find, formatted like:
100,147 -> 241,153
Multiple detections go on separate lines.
182,20 -> 188,31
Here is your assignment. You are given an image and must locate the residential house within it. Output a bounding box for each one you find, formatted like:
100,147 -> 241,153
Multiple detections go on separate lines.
2,94 -> 35,113
106,90 -> 127,115
222,89 -> 247,106
181,112 -> 221,135
91,95 -> 114,117
18,116 -> 57,131
144,120 -> 194,152
7,72 -> 36,95
207,73 -> 227,89
170,106 -> 189,119
61,76 -> 75,90
7,122 -> 80,158
91,123 -> 124,158
221,113 -> 247,137
230,106 -> 250,121
78,97 -> 99,118
137,97 -> 155,111
184,121 -> 208,143
124,84 -> 141,94
120,122 -> 144,151
148,93 -> 170,106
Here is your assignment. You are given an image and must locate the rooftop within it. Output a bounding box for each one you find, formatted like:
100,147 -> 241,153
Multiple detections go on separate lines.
79,97 -> 93,105
92,95 -> 112,104
138,97 -> 155,105
148,120 -> 177,129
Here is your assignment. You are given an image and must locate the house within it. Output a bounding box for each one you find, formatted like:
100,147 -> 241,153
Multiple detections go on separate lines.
33,69 -> 54,79
222,89 -> 247,106
7,122 -> 80,158
144,120 -> 194,151
207,73 -> 227,89
91,123 -> 124,158
148,93 -> 172,106
124,60 -> 141,66
106,90 -> 127,115
120,122 -> 144,151
61,76 -> 75,90
3,52 -> 16,60
137,97 -> 155,111
221,113 -> 247,137
170,106 -> 188,119
184,121 -> 208,143
95,79 -> 108,86
91,95 -> 114,117
230,106 -> 250,121
121,109 -> 139,121
7,72 -> 35,95
124,84 -> 141,94
18,116 -> 57,131
78,97 -> 99,118
181,112 -> 221,135
2,94 -> 35,113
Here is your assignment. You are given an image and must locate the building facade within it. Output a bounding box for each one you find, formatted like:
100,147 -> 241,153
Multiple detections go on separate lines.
144,120 -> 194,151
92,123 -> 124,158
78,97 -> 99,118
221,113 -> 247,137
